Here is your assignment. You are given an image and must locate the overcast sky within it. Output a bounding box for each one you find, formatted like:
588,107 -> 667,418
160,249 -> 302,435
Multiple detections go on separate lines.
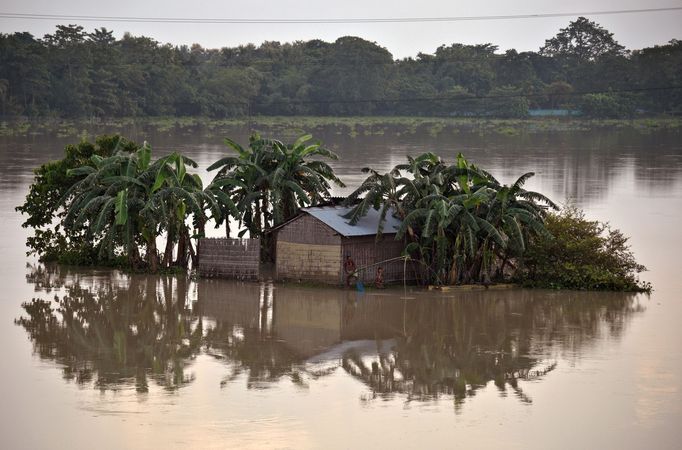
1,0 -> 681,58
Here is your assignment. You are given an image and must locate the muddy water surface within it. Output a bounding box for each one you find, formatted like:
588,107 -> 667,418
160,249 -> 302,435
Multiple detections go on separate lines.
1,124 -> 681,449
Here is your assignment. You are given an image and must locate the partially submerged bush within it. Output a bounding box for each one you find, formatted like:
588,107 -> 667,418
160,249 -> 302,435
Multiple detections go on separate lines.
16,135 -> 138,264
518,206 -> 651,292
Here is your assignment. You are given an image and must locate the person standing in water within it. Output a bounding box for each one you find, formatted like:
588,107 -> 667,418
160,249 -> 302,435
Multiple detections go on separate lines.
375,267 -> 385,289
344,254 -> 357,288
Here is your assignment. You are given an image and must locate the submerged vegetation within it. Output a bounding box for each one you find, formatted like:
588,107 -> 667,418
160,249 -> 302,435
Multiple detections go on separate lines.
3,115 -> 682,140
345,153 -> 649,292
17,133 -> 649,292
17,133 -> 341,268
518,206 -> 651,292
344,152 -> 558,286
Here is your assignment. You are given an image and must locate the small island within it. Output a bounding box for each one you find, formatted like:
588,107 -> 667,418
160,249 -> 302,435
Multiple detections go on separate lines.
17,133 -> 650,293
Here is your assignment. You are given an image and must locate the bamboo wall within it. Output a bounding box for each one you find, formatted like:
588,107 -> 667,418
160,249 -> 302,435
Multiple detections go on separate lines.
197,238 -> 260,280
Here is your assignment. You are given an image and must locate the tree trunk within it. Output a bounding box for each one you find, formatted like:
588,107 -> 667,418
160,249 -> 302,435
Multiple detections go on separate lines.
175,226 -> 188,268
261,192 -> 269,230
194,216 -> 205,268
468,250 -> 484,283
128,243 -> 141,270
196,214 -> 206,238
448,258 -> 459,285
261,197 -> 272,263
147,239 -> 159,273
128,252 -> 137,270
162,229 -> 174,268
254,198 -> 261,237
496,254 -> 509,280
188,233 -> 197,268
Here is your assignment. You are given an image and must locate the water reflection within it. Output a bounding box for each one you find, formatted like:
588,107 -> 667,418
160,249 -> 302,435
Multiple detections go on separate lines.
339,290 -> 643,407
18,265 -> 201,392
18,264 -> 645,408
3,127 -> 681,204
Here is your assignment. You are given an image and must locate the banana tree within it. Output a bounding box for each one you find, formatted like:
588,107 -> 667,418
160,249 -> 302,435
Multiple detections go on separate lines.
267,134 -> 345,225
145,152 -> 209,269
208,133 -> 344,261
481,171 -> 558,278
343,168 -> 403,233
63,143 -> 212,271
63,143 -> 155,267
207,135 -> 273,239
397,188 -> 504,285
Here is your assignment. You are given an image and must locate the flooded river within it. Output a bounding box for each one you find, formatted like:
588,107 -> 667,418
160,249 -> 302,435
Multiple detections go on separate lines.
1,123 -> 681,448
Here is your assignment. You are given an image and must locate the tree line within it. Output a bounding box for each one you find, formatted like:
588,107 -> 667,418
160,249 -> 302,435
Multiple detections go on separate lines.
1,17 -> 680,119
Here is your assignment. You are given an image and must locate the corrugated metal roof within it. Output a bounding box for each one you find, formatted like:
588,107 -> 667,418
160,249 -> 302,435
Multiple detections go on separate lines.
302,205 -> 401,237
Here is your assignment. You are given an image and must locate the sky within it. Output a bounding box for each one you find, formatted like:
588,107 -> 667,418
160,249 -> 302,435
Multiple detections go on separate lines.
1,0 -> 681,58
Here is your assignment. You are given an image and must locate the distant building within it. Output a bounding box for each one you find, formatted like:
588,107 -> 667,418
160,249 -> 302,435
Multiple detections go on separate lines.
274,206 -> 413,285
528,109 -> 582,117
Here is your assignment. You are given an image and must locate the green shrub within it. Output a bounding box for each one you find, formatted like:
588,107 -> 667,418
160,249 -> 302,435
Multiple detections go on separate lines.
16,135 -> 138,262
518,206 -> 651,292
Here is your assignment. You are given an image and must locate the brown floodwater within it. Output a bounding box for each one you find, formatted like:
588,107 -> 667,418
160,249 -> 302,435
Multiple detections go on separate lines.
1,124 -> 681,449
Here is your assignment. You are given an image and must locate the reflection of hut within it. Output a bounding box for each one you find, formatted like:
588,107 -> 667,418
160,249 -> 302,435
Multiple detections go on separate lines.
273,287 -> 345,358
271,287 -> 406,357
274,206 -> 412,285
198,279 -> 262,327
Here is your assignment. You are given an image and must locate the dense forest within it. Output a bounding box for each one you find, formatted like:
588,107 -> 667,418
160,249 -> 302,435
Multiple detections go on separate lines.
1,17 -> 680,118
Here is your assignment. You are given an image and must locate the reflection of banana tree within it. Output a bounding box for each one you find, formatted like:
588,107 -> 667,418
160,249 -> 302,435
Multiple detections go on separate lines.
340,337 -> 538,404
24,263 -> 69,292
340,291 -> 641,408
16,272 -> 202,392
201,283 -> 304,388
18,265 -> 645,400
205,323 -> 304,389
